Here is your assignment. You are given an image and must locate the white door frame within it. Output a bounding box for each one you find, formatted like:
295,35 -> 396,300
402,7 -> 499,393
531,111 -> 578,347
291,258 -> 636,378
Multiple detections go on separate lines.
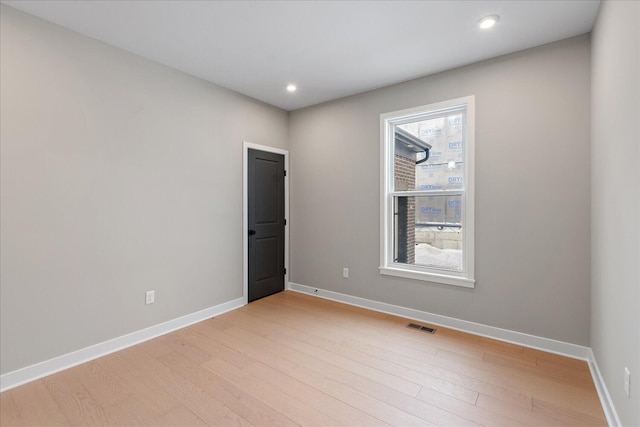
242,141 -> 290,305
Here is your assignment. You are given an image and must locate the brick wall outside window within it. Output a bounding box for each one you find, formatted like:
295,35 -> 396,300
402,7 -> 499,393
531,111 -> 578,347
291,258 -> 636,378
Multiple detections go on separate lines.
394,155 -> 415,264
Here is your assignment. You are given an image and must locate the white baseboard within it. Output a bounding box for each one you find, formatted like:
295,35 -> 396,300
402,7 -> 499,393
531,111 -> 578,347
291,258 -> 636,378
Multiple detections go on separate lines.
0,297 -> 245,392
289,282 -> 590,359
289,282 -> 621,426
587,349 -> 622,427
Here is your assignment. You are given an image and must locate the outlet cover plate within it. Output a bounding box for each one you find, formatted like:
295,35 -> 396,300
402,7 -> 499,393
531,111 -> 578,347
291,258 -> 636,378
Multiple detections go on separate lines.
624,367 -> 631,397
145,290 -> 155,305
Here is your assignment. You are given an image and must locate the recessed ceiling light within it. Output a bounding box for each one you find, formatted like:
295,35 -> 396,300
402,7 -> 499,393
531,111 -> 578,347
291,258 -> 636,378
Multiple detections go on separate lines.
286,84 -> 297,92
478,15 -> 499,30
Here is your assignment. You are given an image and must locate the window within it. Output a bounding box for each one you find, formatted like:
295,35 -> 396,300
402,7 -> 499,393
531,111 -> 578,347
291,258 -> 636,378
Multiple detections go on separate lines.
380,96 -> 475,287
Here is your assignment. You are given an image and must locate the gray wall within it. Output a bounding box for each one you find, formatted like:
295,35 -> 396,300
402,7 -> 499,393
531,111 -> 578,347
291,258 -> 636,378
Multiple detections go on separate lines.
0,5 -> 288,374
289,35 -> 591,346
591,1 -> 640,425
5,9 -> 635,423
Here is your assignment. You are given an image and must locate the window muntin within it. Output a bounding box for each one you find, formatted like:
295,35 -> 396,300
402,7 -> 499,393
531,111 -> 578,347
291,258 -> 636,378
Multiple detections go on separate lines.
380,96 -> 475,287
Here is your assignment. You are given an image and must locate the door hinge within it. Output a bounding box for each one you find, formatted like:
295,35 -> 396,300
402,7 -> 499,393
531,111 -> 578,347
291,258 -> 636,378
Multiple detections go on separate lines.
284,268 -> 287,275
284,170 -> 287,177
284,218 -> 287,225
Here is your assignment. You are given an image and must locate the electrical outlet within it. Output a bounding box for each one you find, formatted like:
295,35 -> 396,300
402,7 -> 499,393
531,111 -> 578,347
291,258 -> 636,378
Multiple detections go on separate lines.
624,367 -> 631,397
343,268 -> 349,278
145,290 -> 155,305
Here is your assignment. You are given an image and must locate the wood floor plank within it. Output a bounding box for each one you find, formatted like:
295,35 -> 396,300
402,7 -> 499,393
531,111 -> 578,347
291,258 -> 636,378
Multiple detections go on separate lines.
97,351 -> 181,417
219,309 -> 425,398
242,359 -> 391,427
6,380 -> 70,426
205,356 -> 345,427
0,391 -> 23,426
532,397 -> 607,426
175,326 -> 254,369
155,349 -> 300,427
345,339 -> 533,410
65,360 -> 129,409
237,302 -> 531,411
524,346 -> 590,370
261,293 -> 486,360
238,306 -> 479,404
148,331 -> 213,365
274,293 -> 605,420
0,291 -> 606,427
180,322 -> 389,426
199,316 -> 479,426
156,406 -> 209,427
43,372 -> 121,426
192,319 -> 436,426
482,352 -> 539,371
284,361 -> 441,426
483,351 -> 596,390
122,345 -> 255,427
534,357 -> 595,387
416,387 -> 528,426
476,393 -> 575,426
101,395 -> 164,426
442,351 -> 604,419
475,336 -> 537,365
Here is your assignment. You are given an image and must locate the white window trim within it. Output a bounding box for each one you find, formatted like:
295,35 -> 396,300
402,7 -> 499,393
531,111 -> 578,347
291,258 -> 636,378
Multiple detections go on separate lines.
379,96 -> 475,288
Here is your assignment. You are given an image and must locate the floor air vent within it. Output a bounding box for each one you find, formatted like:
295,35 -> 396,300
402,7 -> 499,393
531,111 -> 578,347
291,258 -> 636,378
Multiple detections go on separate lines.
407,323 -> 436,334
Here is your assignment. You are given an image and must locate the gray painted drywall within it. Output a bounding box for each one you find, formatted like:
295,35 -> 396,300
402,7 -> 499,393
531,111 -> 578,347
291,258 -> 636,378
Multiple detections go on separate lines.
591,1 -> 640,424
0,5 -> 288,374
289,35 -> 591,346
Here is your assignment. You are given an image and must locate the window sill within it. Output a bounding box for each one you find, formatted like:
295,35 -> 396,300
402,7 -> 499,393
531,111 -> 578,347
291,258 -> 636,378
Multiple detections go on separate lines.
379,266 -> 475,288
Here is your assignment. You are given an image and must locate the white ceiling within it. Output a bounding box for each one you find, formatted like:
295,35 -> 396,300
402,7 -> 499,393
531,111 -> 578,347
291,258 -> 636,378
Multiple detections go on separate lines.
2,0 -> 601,111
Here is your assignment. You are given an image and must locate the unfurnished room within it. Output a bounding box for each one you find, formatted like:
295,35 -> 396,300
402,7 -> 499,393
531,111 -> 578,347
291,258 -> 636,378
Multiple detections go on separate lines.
0,1 -> 638,426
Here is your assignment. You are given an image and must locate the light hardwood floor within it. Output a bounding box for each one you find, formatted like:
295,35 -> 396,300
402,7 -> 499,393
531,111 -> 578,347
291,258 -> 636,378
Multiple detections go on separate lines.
0,291 -> 606,426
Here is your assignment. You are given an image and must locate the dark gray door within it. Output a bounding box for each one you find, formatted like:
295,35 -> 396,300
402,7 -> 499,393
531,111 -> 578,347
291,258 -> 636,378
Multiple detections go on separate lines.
248,149 -> 285,302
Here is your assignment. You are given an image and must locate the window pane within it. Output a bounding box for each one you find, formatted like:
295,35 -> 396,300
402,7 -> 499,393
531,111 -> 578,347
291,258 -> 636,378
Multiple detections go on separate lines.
382,96 -> 474,286
395,114 -> 464,191
394,195 -> 463,272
